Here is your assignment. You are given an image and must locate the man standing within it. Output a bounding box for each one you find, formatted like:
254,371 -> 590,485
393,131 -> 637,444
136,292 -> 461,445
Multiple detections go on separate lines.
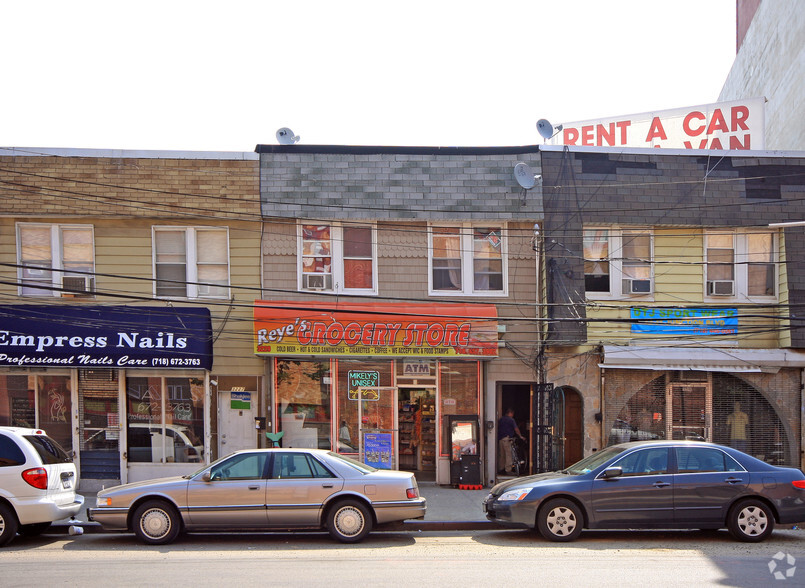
726,402 -> 749,452
498,408 -> 525,474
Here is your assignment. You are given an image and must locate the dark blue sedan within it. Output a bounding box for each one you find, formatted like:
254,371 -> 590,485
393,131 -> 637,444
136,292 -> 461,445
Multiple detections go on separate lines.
483,441 -> 805,542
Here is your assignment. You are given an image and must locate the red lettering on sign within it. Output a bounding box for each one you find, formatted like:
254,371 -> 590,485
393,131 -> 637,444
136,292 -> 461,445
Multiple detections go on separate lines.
732,106 -> 749,131
616,121 -> 631,144
706,109 -> 729,134
326,322 -> 344,346
581,125 -> 594,146
563,128 -> 579,145
344,322 -> 361,345
645,117 -> 667,142
683,111 -> 706,136
729,134 -> 751,149
597,123 -> 615,146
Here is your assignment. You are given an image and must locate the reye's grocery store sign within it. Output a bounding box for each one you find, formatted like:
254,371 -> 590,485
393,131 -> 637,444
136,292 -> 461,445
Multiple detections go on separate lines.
254,301 -> 498,358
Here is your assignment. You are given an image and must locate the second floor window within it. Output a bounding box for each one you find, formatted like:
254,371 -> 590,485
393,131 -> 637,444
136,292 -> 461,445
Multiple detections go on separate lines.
17,223 -> 95,297
705,231 -> 775,299
429,224 -> 506,296
299,223 -> 376,294
153,227 -> 229,298
584,228 -> 653,298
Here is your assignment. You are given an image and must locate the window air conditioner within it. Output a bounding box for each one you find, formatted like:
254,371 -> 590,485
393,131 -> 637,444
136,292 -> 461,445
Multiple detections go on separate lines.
303,274 -> 331,290
62,276 -> 95,297
622,278 -> 652,295
707,280 -> 734,296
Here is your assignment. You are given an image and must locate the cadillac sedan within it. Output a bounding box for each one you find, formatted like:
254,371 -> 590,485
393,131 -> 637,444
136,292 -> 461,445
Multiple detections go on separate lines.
484,441 -> 805,542
88,448 -> 426,544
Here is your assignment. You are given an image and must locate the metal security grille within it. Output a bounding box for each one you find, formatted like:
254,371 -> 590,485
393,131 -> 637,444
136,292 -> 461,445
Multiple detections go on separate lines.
531,383 -> 555,473
607,371 -> 798,467
78,370 -> 121,479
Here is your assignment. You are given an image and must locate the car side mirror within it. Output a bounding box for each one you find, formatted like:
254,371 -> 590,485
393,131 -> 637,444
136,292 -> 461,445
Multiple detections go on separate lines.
602,466 -> 623,479
201,472 -> 212,482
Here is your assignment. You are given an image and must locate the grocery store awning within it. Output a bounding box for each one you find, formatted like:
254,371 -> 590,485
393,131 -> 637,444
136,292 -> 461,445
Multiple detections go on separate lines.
600,346 -> 805,374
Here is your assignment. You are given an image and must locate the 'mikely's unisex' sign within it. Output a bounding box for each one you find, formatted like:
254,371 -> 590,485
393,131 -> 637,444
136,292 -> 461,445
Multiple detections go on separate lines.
254,301 -> 498,358
0,306 -> 213,369
548,98 -> 765,150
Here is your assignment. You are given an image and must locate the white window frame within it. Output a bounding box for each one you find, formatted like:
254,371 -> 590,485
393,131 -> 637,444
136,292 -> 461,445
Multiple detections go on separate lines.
16,223 -> 96,297
427,223 -> 508,297
584,227 -> 654,301
704,229 -> 777,302
297,222 -> 378,295
152,226 -> 231,299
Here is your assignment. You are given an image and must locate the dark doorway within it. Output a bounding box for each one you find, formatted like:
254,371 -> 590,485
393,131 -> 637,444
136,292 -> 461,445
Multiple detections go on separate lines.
499,383 -> 532,472
562,388 -> 583,467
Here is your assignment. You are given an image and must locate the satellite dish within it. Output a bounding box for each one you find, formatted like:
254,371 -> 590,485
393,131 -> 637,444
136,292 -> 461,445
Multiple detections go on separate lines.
537,119 -> 563,140
276,127 -> 300,145
514,162 -> 539,190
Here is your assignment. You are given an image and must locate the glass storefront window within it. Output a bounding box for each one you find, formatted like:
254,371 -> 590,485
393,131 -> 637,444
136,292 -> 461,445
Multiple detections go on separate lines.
276,360 -> 331,450
438,361 -> 480,457
0,374 -> 73,453
37,376 -> 72,452
127,376 -> 204,463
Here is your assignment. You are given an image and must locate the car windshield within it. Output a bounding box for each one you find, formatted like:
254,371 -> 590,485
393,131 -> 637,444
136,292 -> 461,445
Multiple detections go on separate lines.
327,451 -> 378,474
565,445 -> 627,474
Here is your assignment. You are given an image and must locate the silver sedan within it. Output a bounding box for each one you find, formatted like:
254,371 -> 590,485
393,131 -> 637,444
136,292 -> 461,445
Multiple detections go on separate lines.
88,448 -> 426,544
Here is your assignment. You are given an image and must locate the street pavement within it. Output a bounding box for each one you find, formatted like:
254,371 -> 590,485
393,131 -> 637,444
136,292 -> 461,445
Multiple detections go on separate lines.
53,480 -> 497,534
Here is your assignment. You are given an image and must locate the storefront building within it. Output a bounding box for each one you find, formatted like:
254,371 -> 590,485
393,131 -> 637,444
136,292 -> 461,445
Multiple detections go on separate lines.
540,146 -> 805,470
253,301 -> 496,484
0,305 -> 213,489
257,144 -> 544,485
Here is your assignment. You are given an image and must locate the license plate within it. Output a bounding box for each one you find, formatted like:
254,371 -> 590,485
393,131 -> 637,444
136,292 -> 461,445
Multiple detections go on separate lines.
61,472 -> 74,489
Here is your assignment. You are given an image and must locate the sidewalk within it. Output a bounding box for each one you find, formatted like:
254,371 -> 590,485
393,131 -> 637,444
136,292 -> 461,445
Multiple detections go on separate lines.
53,481 -> 497,534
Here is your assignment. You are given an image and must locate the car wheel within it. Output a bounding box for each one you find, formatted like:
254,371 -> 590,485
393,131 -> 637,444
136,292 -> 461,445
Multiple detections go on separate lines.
18,522 -> 52,537
727,499 -> 774,542
132,500 -> 181,545
0,503 -> 19,547
327,500 -> 372,543
537,498 -> 583,542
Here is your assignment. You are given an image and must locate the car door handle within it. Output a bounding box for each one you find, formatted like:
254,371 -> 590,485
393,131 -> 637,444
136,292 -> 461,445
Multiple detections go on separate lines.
725,477 -> 743,484
322,483 -> 334,488
248,485 -> 260,490
653,481 -> 671,488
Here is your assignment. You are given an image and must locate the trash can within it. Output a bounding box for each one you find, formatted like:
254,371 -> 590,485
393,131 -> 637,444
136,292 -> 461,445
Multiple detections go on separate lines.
448,416 -> 480,487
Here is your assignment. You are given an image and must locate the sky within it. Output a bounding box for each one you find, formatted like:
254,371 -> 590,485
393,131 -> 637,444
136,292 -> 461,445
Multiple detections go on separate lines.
2,1 -> 737,152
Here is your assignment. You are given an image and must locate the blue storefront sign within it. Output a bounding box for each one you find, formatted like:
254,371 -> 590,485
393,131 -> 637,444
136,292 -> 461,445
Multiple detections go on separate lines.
630,307 -> 738,336
0,305 -> 213,369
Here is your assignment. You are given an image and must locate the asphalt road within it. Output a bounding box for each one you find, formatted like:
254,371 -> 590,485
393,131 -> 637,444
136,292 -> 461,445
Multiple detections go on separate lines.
2,528 -> 804,587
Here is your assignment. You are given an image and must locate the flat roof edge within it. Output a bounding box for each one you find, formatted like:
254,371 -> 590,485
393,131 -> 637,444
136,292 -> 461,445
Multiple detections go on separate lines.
255,144 -> 543,155
0,147 -> 259,160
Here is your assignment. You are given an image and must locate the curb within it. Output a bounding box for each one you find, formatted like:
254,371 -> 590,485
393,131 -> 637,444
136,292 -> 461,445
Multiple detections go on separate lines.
51,519 -> 500,535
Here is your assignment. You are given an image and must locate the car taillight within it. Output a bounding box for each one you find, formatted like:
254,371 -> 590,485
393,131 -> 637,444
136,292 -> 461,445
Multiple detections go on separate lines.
792,480 -> 805,489
406,488 -> 419,499
22,467 -> 48,490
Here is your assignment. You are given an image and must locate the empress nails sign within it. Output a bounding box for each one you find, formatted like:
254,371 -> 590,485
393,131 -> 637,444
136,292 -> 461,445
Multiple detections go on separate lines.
254,301 -> 498,358
547,98 -> 765,150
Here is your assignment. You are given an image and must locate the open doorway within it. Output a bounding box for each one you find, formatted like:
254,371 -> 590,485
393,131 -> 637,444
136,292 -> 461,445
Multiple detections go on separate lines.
398,387 -> 436,481
498,383 -> 531,473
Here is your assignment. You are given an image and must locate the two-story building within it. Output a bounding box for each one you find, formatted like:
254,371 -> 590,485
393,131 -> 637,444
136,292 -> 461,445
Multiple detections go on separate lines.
540,145 -> 805,470
0,147 -> 263,489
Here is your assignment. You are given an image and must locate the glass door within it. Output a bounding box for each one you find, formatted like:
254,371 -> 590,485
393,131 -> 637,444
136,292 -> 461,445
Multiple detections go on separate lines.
666,384 -> 712,441
358,385 -> 398,469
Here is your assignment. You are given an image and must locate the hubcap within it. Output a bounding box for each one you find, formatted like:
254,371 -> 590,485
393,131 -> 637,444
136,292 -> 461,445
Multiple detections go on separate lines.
547,506 -> 577,536
334,506 -> 364,537
0,515 -> 5,535
140,508 -> 171,539
738,505 -> 767,536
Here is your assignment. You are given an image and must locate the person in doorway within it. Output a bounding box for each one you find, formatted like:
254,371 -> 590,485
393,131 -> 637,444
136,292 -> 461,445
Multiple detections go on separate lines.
339,420 -> 351,443
726,401 -> 749,452
498,408 -> 525,474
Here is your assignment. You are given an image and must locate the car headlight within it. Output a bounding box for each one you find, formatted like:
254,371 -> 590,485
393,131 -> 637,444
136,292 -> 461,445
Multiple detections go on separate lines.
498,488 -> 533,502
96,496 -> 112,507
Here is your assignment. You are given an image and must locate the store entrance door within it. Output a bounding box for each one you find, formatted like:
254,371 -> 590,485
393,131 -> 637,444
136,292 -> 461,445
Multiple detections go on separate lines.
666,383 -> 712,441
397,387 -> 436,479
357,385 -> 398,470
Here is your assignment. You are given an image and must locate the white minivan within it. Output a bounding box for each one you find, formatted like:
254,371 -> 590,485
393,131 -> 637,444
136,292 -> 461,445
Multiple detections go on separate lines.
0,427 -> 84,546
